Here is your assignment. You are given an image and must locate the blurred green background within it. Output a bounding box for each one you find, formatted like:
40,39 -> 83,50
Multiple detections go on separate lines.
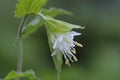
0,0 -> 120,80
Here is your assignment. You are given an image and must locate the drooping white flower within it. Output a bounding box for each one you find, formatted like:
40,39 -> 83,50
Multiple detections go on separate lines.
42,15 -> 84,65
48,31 -> 83,65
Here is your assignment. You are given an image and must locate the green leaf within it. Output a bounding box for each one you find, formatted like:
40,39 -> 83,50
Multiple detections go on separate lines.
22,16 -> 44,38
22,8 -> 72,38
44,16 -> 84,32
4,70 -> 40,80
4,71 -> 17,80
41,7 -> 73,17
15,0 -> 47,18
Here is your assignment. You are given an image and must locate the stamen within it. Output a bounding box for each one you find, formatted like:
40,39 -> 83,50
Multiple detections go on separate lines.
69,58 -> 74,62
71,48 -> 76,54
80,26 -> 85,29
63,52 -> 67,60
67,51 -> 77,62
74,41 -> 83,47
73,56 -> 78,61
65,59 -> 70,66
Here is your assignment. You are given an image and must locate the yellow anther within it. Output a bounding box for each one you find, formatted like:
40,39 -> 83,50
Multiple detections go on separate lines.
71,48 -> 76,54
73,56 -> 78,61
69,58 -> 74,62
65,59 -> 70,66
80,26 -> 85,29
74,41 -> 83,47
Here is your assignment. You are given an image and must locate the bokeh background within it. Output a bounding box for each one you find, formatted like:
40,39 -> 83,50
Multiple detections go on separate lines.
0,0 -> 120,80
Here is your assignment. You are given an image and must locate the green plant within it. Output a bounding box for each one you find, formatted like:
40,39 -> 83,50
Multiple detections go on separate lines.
3,0 -> 84,80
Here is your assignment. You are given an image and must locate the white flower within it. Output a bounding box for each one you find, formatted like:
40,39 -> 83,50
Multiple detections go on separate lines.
40,15 -> 84,65
48,31 -> 83,66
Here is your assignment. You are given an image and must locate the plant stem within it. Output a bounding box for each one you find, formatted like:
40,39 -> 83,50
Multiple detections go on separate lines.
57,71 -> 61,80
17,15 -> 27,73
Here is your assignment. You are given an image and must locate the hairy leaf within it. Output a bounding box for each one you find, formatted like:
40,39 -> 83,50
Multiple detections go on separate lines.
15,0 -> 47,17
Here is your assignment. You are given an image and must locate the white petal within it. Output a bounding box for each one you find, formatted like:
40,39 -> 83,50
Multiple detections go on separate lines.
69,31 -> 81,36
53,38 -> 59,49
59,36 -> 63,41
51,49 -> 58,56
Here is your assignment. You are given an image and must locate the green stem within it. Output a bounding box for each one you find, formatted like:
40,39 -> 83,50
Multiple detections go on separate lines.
57,71 -> 61,80
17,15 -> 27,73
52,56 -> 62,80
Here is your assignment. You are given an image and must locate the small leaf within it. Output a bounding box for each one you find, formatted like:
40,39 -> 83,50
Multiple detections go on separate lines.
22,8 -> 72,38
15,0 -> 47,18
4,71 -> 18,80
4,70 -> 40,80
22,16 -> 44,38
